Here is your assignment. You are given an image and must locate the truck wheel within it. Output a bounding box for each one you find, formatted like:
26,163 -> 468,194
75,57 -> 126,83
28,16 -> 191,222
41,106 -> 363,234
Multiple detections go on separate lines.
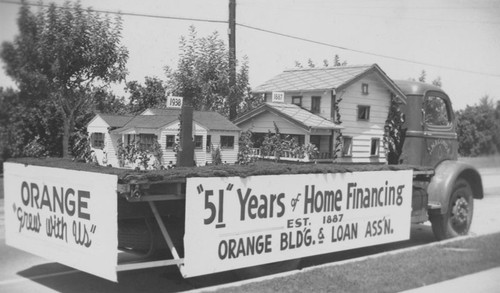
430,178 -> 474,240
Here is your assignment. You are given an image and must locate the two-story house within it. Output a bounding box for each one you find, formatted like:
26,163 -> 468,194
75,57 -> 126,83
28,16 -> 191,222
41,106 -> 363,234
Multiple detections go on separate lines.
234,64 -> 406,163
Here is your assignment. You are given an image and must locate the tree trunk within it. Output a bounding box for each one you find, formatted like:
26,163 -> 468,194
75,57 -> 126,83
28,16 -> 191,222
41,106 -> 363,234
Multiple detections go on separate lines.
62,112 -> 74,158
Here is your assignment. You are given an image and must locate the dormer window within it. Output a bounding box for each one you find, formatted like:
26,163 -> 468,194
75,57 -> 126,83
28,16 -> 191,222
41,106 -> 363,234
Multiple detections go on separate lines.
362,83 -> 369,95
311,96 -> 321,114
292,96 -> 302,107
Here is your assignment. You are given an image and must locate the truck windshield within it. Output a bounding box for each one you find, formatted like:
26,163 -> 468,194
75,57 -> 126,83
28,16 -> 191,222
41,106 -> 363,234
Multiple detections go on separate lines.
424,95 -> 450,126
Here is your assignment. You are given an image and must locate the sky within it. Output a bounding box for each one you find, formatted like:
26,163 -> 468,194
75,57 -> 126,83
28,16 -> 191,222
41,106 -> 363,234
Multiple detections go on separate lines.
1,0 -> 500,110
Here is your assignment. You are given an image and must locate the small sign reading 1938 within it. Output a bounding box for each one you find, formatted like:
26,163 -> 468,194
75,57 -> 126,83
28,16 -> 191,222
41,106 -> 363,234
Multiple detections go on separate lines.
167,96 -> 183,109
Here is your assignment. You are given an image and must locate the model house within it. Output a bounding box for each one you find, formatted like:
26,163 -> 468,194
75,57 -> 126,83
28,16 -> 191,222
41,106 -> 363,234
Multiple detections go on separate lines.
234,64 -> 406,163
87,109 -> 240,168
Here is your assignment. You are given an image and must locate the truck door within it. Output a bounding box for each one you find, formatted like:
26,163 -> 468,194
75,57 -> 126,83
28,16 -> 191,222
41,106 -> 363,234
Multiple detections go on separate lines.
422,92 -> 458,167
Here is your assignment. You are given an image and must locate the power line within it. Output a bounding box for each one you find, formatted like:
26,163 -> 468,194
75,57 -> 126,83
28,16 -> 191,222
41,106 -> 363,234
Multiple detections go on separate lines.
0,0 -> 228,24
2,0 -> 499,78
236,22 -> 500,78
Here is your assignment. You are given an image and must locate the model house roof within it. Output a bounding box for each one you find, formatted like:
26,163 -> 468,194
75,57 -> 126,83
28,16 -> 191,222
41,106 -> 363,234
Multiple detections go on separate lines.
105,108 -> 240,134
87,114 -> 134,128
142,108 -> 240,131
233,102 -> 343,132
253,64 -> 406,102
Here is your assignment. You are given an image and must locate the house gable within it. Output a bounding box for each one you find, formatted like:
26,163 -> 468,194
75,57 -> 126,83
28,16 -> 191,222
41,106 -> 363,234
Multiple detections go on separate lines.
87,114 -> 110,130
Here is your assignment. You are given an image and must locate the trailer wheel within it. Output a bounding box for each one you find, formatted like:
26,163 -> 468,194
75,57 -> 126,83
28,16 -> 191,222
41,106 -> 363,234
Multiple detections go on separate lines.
234,259 -> 301,280
430,178 -> 474,240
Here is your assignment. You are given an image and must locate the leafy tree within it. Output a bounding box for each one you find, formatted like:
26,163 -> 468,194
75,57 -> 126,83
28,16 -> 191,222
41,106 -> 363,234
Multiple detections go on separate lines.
0,87 -> 62,160
384,96 -> 406,164
295,54 -> 347,69
418,70 -> 427,82
1,2 -> 128,157
432,76 -> 442,87
307,58 -> 316,68
125,76 -> 168,114
165,26 -> 249,118
456,96 -> 500,156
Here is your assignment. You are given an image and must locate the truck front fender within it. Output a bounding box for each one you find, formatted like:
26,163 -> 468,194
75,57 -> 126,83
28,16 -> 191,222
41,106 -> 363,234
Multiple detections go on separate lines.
427,160 -> 483,215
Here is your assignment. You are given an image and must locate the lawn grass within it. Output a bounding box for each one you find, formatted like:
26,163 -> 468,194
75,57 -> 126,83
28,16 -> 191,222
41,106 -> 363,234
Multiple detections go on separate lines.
223,233 -> 500,293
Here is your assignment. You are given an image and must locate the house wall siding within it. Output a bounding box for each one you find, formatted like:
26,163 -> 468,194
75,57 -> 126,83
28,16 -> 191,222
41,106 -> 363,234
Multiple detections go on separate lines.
337,72 -> 390,163
238,111 -> 307,136
205,130 -> 240,165
283,91 -> 332,120
87,117 -> 120,166
160,121 -> 208,166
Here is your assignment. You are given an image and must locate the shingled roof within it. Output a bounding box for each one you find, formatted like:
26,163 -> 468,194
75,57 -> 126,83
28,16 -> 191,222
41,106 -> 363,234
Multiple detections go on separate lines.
253,64 -> 406,102
87,114 -> 134,129
233,102 -> 343,132
109,108 -> 240,134
143,108 -> 240,131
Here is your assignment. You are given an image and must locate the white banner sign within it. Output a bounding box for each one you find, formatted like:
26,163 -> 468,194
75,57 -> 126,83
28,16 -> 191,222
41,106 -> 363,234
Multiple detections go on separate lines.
4,162 -> 118,282
182,170 -> 412,277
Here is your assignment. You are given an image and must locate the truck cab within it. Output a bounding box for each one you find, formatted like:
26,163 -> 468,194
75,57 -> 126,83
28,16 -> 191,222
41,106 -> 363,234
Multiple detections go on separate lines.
395,80 -> 458,167
394,80 -> 483,240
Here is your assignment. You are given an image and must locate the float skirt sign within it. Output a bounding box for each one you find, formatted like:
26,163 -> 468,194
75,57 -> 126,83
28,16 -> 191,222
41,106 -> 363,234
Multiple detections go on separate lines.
182,170 -> 412,277
4,162 -> 118,282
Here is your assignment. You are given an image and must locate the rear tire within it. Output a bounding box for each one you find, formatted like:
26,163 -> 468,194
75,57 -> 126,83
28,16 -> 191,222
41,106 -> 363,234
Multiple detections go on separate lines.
430,178 -> 474,240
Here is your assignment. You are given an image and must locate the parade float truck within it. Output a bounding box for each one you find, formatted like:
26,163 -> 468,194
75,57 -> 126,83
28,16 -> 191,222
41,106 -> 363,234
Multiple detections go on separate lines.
4,81 -> 483,282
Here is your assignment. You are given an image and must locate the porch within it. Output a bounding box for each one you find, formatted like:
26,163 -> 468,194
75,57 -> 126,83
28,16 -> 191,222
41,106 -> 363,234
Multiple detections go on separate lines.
249,148 -> 335,162
248,133 -> 337,163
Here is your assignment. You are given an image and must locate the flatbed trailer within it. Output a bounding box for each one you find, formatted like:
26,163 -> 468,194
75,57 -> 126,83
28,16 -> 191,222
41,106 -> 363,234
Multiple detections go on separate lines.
3,81 -> 484,282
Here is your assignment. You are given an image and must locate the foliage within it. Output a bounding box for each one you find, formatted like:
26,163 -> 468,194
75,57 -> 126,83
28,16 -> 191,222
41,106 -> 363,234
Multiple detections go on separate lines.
164,26 -> 250,119
259,123 -> 319,161
150,139 -> 164,169
333,94 -> 343,160
116,137 -> 163,169
418,70 -> 427,82
1,2 -> 128,157
23,135 -> 49,157
0,87 -> 62,161
212,147 -> 223,165
71,131 -> 92,163
456,96 -> 500,156
125,76 -> 168,114
384,96 -> 407,164
238,130 -> 254,164
296,54 -> 347,69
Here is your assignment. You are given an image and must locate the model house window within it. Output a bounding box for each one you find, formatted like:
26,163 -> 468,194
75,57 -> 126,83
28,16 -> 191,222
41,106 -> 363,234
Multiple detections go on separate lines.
292,96 -> 302,107
206,135 -> 212,152
342,136 -> 352,157
357,105 -> 371,121
311,96 -> 321,114
139,134 -> 156,151
91,133 -> 105,149
127,134 -> 137,145
310,135 -> 321,151
220,136 -> 234,149
370,138 -> 380,156
424,95 -> 450,126
362,83 -> 369,95
166,135 -> 175,149
194,135 -> 203,149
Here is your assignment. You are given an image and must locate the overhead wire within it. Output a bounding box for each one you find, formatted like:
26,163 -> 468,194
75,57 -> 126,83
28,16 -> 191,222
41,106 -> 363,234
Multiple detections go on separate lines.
1,0 -> 499,78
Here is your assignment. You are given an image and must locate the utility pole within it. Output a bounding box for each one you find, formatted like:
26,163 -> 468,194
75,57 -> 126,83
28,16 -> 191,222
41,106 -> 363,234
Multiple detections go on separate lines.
228,0 -> 237,120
